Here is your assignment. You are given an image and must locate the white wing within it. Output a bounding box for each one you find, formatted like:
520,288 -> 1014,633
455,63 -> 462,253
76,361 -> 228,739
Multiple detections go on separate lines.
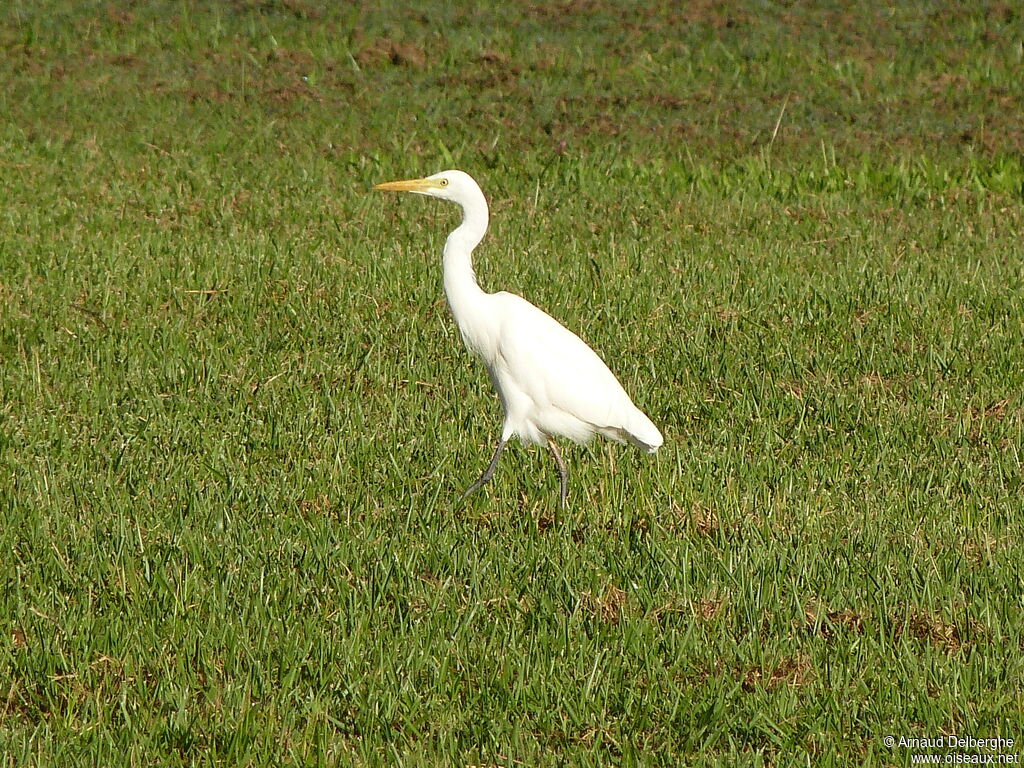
488,291 -> 662,450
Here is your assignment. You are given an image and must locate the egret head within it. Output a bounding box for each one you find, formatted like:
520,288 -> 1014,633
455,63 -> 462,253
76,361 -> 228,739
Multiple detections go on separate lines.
373,169 -> 483,205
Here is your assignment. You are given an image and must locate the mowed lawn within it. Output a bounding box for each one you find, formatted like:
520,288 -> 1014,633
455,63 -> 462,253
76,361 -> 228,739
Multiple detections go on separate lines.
1,2 -> 1022,765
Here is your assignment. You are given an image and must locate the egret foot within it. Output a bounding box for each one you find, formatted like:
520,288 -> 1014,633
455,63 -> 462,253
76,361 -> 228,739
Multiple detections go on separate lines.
547,438 -> 569,510
461,439 -> 507,499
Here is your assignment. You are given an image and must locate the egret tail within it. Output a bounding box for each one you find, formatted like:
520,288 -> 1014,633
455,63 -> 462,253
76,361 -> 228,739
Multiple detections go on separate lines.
624,409 -> 663,453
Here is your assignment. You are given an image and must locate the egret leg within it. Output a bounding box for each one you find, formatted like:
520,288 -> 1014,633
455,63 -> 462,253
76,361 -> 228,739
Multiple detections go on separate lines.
547,438 -> 569,509
462,439 -> 507,499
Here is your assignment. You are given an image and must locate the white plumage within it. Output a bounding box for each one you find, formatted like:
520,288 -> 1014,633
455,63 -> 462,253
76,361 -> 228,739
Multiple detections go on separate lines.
374,169 -> 662,506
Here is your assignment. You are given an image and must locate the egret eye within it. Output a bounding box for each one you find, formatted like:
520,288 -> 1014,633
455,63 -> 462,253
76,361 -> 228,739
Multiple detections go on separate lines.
439,178 -> 449,186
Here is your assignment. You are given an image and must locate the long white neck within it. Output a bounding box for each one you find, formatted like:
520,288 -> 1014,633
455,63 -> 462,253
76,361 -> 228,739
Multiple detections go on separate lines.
442,189 -> 493,355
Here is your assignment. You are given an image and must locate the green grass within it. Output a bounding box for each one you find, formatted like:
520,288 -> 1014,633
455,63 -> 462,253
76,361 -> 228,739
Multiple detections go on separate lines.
2,1 -> 1023,765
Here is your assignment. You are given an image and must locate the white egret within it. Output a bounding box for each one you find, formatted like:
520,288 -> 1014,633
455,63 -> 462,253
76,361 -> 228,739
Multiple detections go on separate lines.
373,170 -> 662,508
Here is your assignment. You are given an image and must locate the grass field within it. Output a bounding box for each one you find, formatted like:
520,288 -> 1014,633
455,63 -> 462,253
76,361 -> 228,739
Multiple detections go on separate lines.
2,1 -> 1023,765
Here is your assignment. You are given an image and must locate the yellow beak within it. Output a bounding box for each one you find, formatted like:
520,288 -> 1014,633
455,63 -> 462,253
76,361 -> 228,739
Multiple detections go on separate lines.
373,177 -> 441,193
